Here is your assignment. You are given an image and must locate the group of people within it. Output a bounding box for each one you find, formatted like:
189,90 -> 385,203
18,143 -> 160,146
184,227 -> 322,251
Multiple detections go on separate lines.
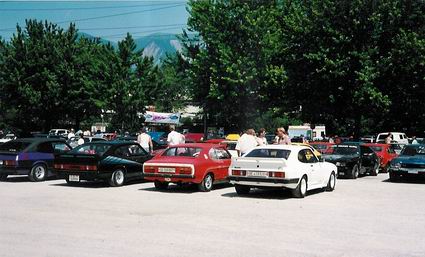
136,126 -> 186,154
235,127 -> 291,156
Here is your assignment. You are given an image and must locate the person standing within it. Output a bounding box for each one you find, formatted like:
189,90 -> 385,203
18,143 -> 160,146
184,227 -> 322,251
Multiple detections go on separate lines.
411,136 -> 419,144
385,133 -> 392,144
77,134 -> 85,145
68,129 -> 75,139
274,127 -> 291,145
256,128 -> 268,146
137,127 -> 153,153
167,126 -> 184,146
235,129 -> 258,156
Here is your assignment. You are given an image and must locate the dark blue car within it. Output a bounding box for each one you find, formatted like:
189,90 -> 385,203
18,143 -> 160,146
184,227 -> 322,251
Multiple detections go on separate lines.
388,144 -> 425,181
0,138 -> 72,182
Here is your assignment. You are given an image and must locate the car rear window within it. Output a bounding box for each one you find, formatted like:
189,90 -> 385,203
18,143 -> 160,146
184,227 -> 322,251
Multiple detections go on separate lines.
70,144 -> 111,155
163,147 -> 202,157
0,141 -> 31,152
244,149 -> 290,159
332,145 -> 359,155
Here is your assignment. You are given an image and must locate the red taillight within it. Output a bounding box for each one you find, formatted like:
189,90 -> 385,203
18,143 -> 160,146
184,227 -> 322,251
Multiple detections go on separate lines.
4,160 -> 16,166
144,166 -> 156,173
85,165 -> 97,171
53,164 -> 96,171
232,170 -> 246,176
268,171 -> 285,178
179,167 -> 192,175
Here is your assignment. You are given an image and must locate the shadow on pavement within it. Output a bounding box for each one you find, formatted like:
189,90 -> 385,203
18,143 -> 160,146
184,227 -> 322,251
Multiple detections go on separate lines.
221,187 -> 326,200
50,178 -> 149,188
140,182 -> 233,194
1,175 -> 59,183
382,177 -> 425,184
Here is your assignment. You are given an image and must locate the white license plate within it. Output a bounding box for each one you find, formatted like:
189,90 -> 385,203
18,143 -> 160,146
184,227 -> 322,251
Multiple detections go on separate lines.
69,175 -> 79,182
159,167 -> 175,173
248,171 -> 268,177
338,172 -> 345,176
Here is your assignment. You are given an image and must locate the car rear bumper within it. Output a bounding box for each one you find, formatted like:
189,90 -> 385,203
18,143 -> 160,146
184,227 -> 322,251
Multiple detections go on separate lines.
143,173 -> 197,183
56,171 -> 111,181
389,169 -> 425,176
228,176 -> 299,189
0,167 -> 29,176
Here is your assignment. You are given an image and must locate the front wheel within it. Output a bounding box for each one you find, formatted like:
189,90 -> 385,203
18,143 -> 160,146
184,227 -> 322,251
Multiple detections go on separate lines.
198,173 -> 214,192
292,176 -> 307,198
326,172 -> 336,191
350,164 -> 359,179
29,164 -> 47,182
371,163 -> 379,176
235,184 -> 250,195
109,169 -> 125,187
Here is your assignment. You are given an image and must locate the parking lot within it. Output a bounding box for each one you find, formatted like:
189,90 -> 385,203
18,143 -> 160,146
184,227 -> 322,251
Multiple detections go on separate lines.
1,174 -> 425,257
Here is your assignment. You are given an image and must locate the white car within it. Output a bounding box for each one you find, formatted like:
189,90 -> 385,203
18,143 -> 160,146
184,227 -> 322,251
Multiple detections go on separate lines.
376,132 -> 408,145
228,145 -> 337,198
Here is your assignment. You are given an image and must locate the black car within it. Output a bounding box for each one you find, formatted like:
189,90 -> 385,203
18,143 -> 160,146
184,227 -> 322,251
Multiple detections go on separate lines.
0,138 -> 72,182
322,143 -> 380,179
54,141 -> 152,187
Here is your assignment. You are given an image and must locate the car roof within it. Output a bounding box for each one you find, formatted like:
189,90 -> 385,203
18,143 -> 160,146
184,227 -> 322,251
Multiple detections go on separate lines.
12,138 -> 66,143
80,141 -> 135,146
253,145 -> 308,151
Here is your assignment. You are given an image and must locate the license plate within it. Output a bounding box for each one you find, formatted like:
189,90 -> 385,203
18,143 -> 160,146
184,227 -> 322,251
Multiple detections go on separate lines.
338,172 -> 345,176
159,167 -> 175,173
69,175 -> 79,182
248,171 -> 268,177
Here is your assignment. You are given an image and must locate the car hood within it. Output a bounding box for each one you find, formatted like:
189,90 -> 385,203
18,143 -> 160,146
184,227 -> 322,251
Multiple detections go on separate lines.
322,154 -> 358,163
392,155 -> 425,164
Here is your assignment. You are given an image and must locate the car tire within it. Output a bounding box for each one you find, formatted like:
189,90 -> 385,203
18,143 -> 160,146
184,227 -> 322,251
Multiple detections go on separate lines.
350,164 -> 359,179
235,184 -> 250,195
389,172 -> 400,182
29,164 -> 47,182
198,173 -> 214,192
371,163 -> 379,176
109,169 -> 125,187
326,172 -> 336,191
292,176 -> 307,198
154,181 -> 169,190
0,174 -> 8,181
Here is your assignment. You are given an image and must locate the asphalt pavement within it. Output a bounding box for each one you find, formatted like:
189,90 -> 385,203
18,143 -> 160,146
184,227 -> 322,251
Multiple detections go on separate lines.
1,174 -> 425,257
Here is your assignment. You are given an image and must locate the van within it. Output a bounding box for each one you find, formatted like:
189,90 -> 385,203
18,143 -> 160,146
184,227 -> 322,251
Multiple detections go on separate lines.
376,132 -> 408,145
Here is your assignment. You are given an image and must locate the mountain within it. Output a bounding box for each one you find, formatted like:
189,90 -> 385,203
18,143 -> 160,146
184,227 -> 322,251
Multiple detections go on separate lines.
78,32 -> 183,63
134,33 -> 183,63
77,32 -> 118,48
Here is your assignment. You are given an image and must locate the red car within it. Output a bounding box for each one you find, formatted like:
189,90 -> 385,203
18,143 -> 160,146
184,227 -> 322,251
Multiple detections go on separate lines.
363,143 -> 398,172
143,143 -> 231,191
184,133 -> 204,143
309,142 -> 335,154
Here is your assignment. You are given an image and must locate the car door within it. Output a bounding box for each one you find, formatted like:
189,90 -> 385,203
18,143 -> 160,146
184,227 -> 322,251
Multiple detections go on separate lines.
360,146 -> 376,171
114,145 -> 146,178
35,142 -> 55,166
214,148 -> 232,181
304,149 -> 323,187
207,148 -> 223,179
297,149 -> 316,187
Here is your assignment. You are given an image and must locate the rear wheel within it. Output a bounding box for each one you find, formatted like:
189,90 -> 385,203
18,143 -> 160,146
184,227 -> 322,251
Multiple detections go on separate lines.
29,164 -> 47,182
154,181 -> 169,190
326,172 -> 336,191
235,184 -> 250,195
109,169 -> 125,187
371,163 -> 379,176
198,173 -> 214,192
292,176 -> 307,198
0,174 -> 8,181
350,164 -> 359,179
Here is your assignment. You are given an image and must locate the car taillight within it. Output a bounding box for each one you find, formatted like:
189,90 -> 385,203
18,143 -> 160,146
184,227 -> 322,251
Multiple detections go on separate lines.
179,167 -> 192,174
85,165 -> 97,171
232,170 -> 246,176
144,166 -> 156,173
4,160 -> 16,166
268,171 -> 285,178
54,164 -> 62,169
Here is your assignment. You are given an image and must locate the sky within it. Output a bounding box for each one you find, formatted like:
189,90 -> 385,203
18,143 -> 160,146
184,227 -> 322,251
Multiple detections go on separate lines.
0,0 -> 190,42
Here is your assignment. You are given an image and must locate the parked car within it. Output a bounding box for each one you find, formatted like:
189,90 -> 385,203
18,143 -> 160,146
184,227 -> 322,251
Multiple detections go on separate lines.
388,144 -> 425,182
54,141 -> 152,187
228,145 -> 337,198
0,134 -> 17,144
322,143 -> 380,178
67,136 -> 107,148
389,143 -> 404,155
363,143 -> 398,172
0,138 -> 72,181
49,129 -> 70,137
143,143 -> 232,192
309,142 -> 334,154
376,132 -> 409,145
291,142 -> 322,158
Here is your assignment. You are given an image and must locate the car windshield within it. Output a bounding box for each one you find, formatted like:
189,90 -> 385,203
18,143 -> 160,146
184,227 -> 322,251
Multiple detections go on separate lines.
400,145 -> 425,156
70,144 -> 111,155
0,141 -> 31,152
245,149 -> 290,159
369,146 -> 383,152
163,147 -> 202,157
332,145 -> 359,155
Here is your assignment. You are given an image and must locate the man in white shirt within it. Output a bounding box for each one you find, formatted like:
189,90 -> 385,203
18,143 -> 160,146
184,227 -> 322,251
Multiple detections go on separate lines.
68,129 -> 75,139
167,126 -> 184,146
137,127 -> 153,153
236,129 -> 258,156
